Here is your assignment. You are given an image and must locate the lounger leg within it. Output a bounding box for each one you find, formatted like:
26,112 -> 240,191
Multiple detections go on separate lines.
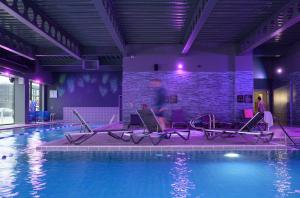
268,133 -> 274,142
205,131 -> 219,140
164,133 -> 172,139
72,134 -> 89,144
120,132 -> 132,142
108,131 -> 132,142
261,133 -> 274,143
65,134 -> 73,144
108,131 -> 122,139
255,135 -> 261,144
150,136 -> 163,145
131,135 -> 145,144
175,131 -> 190,140
66,133 -> 90,145
73,133 -> 97,145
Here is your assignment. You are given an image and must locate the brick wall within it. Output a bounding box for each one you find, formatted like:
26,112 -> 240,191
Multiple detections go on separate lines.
122,71 -> 253,124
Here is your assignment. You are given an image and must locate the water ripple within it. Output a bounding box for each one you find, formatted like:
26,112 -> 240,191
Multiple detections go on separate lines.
170,153 -> 195,198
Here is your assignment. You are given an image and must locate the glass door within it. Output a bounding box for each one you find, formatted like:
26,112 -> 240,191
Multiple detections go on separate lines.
29,82 -> 41,111
0,75 -> 14,125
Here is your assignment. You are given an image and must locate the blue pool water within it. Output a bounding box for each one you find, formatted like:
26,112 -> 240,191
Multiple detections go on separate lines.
0,125 -> 300,198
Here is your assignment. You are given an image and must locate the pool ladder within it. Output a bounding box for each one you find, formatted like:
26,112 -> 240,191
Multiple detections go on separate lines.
276,117 -> 299,148
189,114 -> 215,130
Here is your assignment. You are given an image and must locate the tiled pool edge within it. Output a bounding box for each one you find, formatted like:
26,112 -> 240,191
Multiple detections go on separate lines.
37,144 -> 289,152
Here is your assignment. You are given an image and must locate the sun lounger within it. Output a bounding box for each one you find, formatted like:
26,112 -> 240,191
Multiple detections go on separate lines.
65,109 -> 130,144
203,112 -> 274,143
130,109 -> 190,145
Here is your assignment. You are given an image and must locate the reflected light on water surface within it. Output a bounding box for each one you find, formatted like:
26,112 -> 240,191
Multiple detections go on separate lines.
270,150 -> 292,198
0,136 -> 18,197
170,152 -> 195,198
27,132 -> 46,198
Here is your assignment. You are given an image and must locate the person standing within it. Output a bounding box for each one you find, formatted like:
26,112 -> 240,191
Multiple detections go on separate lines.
150,79 -> 167,130
257,96 -> 265,113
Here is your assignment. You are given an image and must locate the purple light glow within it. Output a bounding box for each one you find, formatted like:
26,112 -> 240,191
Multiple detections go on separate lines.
276,68 -> 283,74
34,79 -> 41,84
177,63 -> 183,69
4,72 -> 10,76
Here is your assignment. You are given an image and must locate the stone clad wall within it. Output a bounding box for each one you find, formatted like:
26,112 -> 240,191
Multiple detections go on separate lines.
122,71 -> 242,124
234,71 -> 254,119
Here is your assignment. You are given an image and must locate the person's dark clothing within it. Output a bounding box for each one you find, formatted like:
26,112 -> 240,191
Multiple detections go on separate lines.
154,87 -> 166,117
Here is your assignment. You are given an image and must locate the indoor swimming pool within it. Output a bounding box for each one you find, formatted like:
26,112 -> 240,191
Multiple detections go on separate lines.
0,125 -> 300,198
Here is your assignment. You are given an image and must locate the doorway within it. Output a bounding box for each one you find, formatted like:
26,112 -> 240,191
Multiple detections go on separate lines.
29,81 -> 41,111
0,75 -> 14,125
254,89 -> 270,112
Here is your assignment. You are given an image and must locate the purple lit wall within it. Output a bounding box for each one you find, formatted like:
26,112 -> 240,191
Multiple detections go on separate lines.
48,72 -> 122,120
269,43 -> 300,125
123,71 -> 236,123
122,45 -> 254,123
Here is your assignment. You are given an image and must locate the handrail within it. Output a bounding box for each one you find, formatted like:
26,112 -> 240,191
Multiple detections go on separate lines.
275,116 -> 297,146
189,114 -> 214,130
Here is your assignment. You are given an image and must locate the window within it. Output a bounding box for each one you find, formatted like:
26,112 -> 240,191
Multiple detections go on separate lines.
30,82 -> 41,111
0,75 -> 14,125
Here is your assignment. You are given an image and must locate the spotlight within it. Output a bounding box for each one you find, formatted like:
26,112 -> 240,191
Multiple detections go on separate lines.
276,68 -> 283,74
177,63 -> 183,69
224,152 -> 240,158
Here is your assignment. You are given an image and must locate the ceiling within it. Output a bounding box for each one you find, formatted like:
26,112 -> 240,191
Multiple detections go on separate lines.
112,0 -> 198,44
194,0 -> 288,44
0,0 -> 297,71
254,21 -> 300,57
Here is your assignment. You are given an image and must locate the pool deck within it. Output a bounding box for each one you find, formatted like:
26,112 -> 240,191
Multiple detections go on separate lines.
37,126 -> 300,152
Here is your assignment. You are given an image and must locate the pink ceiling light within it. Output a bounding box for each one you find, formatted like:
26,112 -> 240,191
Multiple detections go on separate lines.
34,79 -> 41,84
177,63 -> 183,69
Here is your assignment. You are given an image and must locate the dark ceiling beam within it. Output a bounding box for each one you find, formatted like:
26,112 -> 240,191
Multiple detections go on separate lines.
40,64 -> 121,67
35,46 -> 122,57
253,44 -> 287,57
41,65 -> 122,72
239,0 -> 299,54
0,27 -> 35,60
92,0 -> 126,55
182,0 -> 218,54
0,0 -> 82,60
0,57 -> 33,73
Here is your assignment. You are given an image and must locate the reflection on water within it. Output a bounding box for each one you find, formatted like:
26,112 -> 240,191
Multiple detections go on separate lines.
170,152 -> 195,198
270,150 -> 292,198
0,136 -> 18,197
26,132 -> 46,198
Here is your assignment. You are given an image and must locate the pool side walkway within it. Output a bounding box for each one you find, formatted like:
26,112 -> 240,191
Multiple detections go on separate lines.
37,129 -> 293,152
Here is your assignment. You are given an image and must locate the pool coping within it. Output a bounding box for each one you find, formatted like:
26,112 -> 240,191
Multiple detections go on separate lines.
37,144 -> 289,152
